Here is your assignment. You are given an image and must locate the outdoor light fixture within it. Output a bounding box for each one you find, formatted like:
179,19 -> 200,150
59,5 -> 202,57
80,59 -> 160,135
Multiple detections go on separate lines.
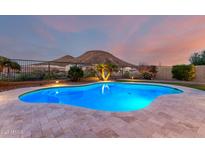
131,76 -> 134,80
55,80 -> 59,84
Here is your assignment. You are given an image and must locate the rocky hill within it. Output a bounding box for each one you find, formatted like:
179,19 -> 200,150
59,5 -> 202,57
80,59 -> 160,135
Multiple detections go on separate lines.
51,50 -> 135,67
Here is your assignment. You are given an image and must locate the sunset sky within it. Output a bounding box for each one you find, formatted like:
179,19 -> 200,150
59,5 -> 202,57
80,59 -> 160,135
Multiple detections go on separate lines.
0,15 -> 205,65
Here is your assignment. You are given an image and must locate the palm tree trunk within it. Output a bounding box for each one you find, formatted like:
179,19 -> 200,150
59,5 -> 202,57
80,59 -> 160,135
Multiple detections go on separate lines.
101,68 -> 106,81
7,67 -> 10,78
105,72 -> 110,81
0,65 -> 3,72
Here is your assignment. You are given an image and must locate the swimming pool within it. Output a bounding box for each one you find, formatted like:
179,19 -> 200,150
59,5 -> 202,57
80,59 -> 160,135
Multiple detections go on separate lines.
19,82 -> 183,112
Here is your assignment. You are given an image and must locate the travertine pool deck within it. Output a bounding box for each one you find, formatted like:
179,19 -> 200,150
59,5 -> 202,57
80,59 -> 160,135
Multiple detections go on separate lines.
0,82 -> 205,138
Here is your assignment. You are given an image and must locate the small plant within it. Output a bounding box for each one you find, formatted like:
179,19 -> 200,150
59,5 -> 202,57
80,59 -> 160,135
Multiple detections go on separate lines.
142,71 -> 154,80
16,70 -> 46,81
96,63 -> 118,81
68,65 -> 84,81
43,72 -> 57,80
137,64 -> 157,80
32,70 -> 46,80
172,64 -> 196,81
149,66 -> 157,78
123,71 -> 131,79
83,68 -> 97,78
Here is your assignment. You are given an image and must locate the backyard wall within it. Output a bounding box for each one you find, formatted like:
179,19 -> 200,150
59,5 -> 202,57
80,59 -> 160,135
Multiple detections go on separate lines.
156,66 -> 173,80
156,65 -> 205,83
195,66 -> 205,82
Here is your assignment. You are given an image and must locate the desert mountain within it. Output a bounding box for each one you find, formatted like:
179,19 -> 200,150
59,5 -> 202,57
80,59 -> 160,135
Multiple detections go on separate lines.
38,55 -> 75,66
50,50 -> 136,67
51,55 -> 75,63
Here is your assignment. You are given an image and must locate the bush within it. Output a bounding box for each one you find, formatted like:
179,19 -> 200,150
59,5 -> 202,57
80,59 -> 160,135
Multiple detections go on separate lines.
142,71 -> 154,80
43,71 -> 66,80
172,64 -> 196,81
16,73 -> 42,81
15,70 -> 67,81
68,65 -> 84,81
32,70 -> 46,80
137,65 -> 157,79
43,72 -> 57,80
83,68 -> 96,78
149,66 -> 157,78
123,71 -> 131,79
16,70 -> 45,81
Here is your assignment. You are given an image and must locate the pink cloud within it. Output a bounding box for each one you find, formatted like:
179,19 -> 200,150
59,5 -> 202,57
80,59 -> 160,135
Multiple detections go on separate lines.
31,16 -> 205,65
110,16 -> 205,66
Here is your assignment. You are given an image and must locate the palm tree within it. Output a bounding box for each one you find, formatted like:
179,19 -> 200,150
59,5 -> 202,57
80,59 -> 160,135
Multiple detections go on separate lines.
96,63 -> 118,81
96,64 -> 106,81
0,56 -> 10,72
6,61 -> 21,74
0,56 -> 21,75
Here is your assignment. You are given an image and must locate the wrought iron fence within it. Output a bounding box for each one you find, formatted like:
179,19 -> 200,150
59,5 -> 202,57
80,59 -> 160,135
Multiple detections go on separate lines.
0,59 -> 84,81
0,58 -> 139,81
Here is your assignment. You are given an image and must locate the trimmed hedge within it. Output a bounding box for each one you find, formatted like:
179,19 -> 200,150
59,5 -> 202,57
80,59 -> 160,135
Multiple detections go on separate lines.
172,64 -> 196,81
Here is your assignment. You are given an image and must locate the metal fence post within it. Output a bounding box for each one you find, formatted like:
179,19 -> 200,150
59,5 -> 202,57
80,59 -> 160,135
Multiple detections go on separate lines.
121,67 -> 123,78
0,59 -> 85,81
48,62 -> 50,80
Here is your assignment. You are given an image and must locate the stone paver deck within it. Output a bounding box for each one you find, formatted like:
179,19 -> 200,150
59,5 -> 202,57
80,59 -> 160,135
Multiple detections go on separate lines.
0,82 -> 205,138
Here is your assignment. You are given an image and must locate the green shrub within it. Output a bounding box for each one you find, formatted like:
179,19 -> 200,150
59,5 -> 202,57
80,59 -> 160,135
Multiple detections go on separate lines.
83,68 -> 96,78
16,74 -> 40,81
15,70 -> 47,81
142,71 -> 154,80
123,71 -> 131,79
32,70 -> 45,80
16,70 -> 45,81
149,66 -> 157,78
137,65 -> 157,79
43,71 -> 67,80
189,51 -> 205,65
68,65 -> 84,81
172,64 -> 196,81
43,72 -> 57,80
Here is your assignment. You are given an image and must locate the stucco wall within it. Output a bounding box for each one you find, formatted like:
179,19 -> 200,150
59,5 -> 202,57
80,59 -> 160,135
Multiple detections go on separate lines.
156,66 -> 173,80
155,65 -> 205,83
195,66 -> 205,82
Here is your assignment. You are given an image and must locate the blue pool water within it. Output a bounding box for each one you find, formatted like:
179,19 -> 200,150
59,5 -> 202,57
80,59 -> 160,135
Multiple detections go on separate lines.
19,82 -> 182,112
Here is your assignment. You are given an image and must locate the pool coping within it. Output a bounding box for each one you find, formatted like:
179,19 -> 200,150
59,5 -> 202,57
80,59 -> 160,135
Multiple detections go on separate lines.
1,81 -> 204,114
1,81 -> 205,137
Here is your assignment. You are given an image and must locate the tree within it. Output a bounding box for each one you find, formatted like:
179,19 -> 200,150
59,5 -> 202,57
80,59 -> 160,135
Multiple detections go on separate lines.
172,64 -> 196,81
0,56 -> 21,74
6,61 -> 21,74
189,51 -> 205,65
0,56 -> 9,72
67,65 -> 84,81
137,64 -> 157,79
96,63 -> 118,81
